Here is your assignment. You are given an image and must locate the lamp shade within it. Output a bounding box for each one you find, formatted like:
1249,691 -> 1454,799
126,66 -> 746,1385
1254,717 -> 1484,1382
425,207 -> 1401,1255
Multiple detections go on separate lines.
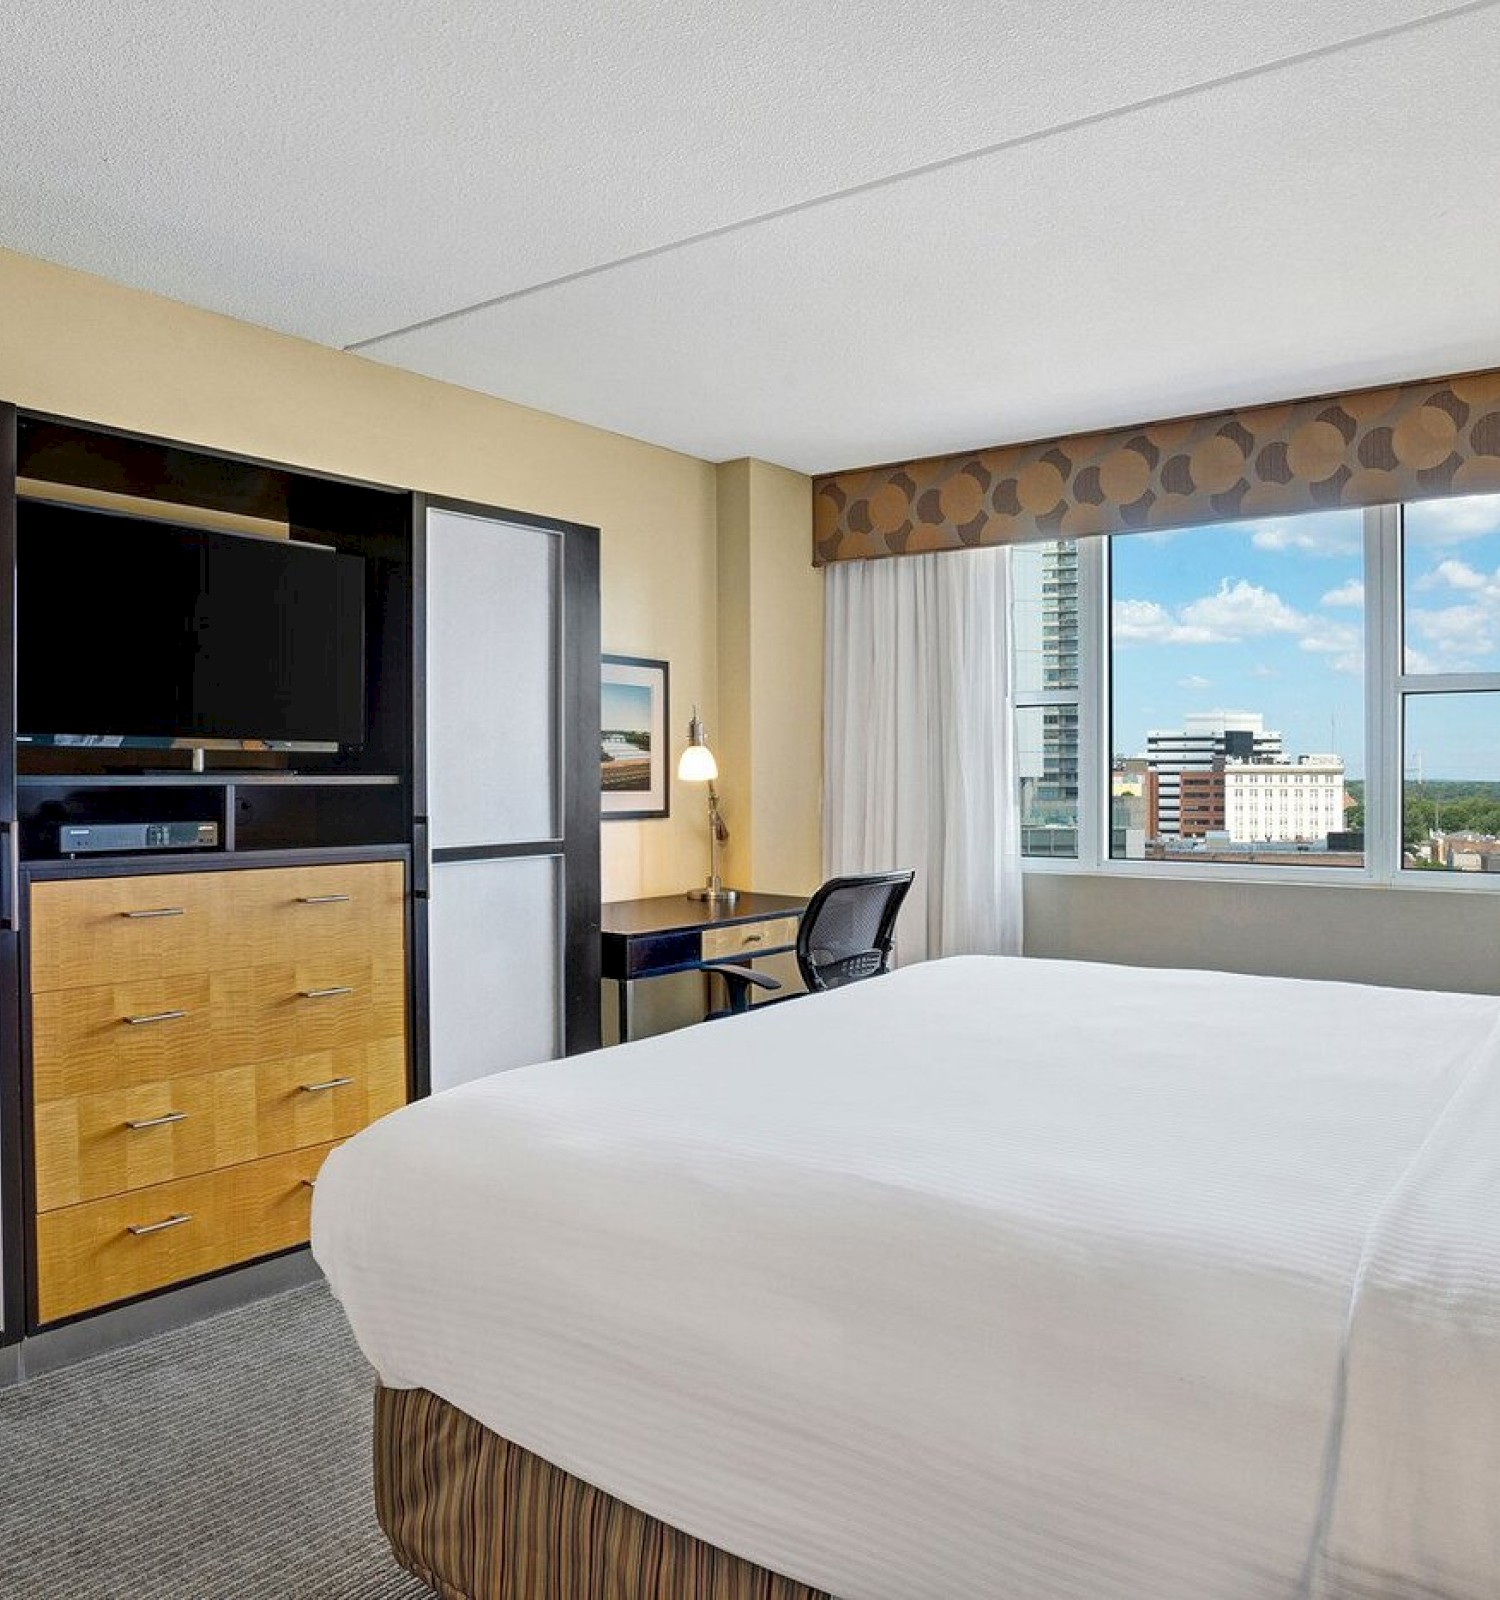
678,742 -> 718,782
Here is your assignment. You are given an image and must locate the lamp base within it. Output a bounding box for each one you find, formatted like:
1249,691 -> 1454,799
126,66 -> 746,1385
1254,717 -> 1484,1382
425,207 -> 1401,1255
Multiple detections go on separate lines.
687,885 -> 739,907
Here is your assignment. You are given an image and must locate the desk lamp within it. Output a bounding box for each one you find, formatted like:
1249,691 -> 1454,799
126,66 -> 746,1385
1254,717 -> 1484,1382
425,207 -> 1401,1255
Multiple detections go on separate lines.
678,707 -> 737,906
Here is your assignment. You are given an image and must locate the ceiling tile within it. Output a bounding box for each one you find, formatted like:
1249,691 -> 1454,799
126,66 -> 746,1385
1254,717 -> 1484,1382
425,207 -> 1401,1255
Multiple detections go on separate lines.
0,0 -> 1470,349
358,6 -> 1500,472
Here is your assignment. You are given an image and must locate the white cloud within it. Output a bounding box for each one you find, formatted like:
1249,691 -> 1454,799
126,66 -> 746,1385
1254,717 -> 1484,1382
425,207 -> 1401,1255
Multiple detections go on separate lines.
1406,494 -> 1500,546
1112,598 -> 1216,645
1114,580 -> 1305,646
1320,578 -> 1364,608
1178,579 -> 1305,638
1404,552 -> 1500,670
1248,518 -> 1361,557
1115,575 -> 1367,680
1407,602 -> 1496,668
1300,622 -> 1361,655
1417,558 -> 1488,593
1299,620 -> 1364,676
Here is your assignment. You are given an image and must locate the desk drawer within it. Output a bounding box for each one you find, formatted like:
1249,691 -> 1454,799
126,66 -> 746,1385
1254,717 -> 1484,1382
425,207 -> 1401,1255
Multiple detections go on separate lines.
33,1040 -> 406,1212
34,1140 -> 342,1324
701,917 -> 799,962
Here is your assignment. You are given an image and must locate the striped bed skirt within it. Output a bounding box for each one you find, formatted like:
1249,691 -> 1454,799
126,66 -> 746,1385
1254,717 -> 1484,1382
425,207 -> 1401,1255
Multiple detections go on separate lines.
374,1385 -> 835,1600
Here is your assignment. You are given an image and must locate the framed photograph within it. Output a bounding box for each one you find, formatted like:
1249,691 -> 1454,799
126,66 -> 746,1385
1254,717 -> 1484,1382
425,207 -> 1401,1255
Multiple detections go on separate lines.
600,655 -> 670,819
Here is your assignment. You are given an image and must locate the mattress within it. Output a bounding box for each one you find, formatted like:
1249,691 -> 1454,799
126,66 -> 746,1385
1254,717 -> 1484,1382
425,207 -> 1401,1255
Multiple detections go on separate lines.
313,955 -> 1500,1600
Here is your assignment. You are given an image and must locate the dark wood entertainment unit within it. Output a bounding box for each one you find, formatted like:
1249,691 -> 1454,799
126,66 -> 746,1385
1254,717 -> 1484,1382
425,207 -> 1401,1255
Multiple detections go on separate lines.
0,404 -> 601,1362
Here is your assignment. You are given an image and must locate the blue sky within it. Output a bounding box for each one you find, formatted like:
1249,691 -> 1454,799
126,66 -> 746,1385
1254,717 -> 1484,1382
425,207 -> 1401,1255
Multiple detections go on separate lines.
601,679 -> 652,733
1110,495 -> 1500,781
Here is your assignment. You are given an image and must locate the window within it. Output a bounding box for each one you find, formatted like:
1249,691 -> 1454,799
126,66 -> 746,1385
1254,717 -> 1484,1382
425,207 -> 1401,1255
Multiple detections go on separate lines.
1012,542 -> 1079,858
1012,491 -> 1500,885
1398,495 -> 1500,872
1110,512 -> 1365,868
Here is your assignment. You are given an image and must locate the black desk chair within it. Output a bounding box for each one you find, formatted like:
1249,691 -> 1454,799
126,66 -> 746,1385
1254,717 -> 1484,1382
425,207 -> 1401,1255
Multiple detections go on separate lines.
702,869 -> 916,1016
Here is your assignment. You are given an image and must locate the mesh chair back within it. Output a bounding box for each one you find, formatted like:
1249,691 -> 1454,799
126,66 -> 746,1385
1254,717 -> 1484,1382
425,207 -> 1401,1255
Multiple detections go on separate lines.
796,870 -> 915,993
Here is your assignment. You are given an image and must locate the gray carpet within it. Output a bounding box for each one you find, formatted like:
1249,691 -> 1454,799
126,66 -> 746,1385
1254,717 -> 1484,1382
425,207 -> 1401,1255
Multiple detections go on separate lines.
0,1284 -> 432,1600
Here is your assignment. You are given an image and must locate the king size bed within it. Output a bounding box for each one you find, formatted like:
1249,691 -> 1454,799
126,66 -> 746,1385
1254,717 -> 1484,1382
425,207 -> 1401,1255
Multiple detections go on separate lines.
312,955 -> 1500,1600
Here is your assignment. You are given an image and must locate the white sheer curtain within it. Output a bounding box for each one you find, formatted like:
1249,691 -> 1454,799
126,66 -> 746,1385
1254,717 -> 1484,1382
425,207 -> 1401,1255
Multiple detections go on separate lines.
823,546 -> 1022,963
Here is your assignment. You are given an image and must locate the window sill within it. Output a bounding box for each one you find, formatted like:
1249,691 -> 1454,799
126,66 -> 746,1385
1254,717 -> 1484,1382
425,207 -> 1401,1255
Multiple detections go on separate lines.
1021,858 -> 1500,891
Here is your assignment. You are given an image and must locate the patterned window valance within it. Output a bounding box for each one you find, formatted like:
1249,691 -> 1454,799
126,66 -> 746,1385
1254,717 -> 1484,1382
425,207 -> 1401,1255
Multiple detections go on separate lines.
812,369 -> 1500,565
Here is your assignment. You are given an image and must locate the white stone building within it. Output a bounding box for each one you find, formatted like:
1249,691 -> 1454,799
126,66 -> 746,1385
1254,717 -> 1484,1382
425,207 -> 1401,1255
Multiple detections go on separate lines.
1222,754 -> 1344,844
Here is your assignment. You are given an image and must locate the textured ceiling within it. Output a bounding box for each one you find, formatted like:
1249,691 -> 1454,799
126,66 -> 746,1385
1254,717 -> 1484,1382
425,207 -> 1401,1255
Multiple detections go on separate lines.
3,0 -> 1499,472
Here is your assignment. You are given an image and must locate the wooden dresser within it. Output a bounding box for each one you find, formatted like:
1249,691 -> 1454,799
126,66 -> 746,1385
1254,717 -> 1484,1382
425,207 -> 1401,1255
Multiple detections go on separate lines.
27,857 -> 408,1325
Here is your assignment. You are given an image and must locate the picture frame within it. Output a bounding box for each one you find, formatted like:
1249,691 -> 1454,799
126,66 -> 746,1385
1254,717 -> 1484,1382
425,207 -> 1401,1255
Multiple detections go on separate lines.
600,655 -> 670,819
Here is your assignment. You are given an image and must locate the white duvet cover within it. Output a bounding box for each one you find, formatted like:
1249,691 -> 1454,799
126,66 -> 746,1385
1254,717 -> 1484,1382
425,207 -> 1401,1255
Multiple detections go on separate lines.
312,956 -> 1500,1600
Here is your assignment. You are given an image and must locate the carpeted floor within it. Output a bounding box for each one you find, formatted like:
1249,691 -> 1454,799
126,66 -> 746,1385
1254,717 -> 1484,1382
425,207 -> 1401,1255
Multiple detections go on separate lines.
0,1284 -> 432,1600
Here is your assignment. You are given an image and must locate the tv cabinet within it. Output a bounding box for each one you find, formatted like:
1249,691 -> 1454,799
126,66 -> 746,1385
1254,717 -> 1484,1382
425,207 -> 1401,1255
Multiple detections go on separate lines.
0,405 -> 601,1357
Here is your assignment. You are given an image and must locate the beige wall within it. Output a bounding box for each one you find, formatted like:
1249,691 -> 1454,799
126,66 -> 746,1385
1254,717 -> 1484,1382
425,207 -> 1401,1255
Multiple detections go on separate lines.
0,248 -> 821,1036
1025,871 -> 1500,995
711,459 -> 823,1010
0,246 -> 722,908
715,458 -> 823,896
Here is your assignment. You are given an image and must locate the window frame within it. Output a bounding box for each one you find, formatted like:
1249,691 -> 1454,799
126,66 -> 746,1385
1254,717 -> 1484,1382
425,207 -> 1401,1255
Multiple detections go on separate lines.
1020,501 -> 1500,891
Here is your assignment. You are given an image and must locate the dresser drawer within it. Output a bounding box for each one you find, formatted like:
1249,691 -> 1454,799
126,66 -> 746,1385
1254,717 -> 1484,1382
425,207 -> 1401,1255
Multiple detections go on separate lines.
34,1141 -> 341,1324
29,874 -> 220,992
701,916 -> 800,962
28,860 -> 405,993
34,1064 -> 256,1213
216,860 -> 406,971
31,976 -> 217,1100
31,954 -> 408,1101
33,1040 -> 406,1212
247,1040 -> 406,1168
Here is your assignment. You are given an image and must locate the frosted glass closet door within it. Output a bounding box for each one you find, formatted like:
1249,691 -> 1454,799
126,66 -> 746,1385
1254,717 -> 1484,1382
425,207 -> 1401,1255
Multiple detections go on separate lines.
428,856 -> 560,1089
426,506 -> 563,1093
426,509 -> 558,850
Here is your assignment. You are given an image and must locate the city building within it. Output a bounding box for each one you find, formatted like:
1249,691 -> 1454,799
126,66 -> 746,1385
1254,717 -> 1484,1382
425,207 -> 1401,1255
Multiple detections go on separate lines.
1145,712 -> 1283,838
1018,540 -> 1081,856
1110,759 -> 1158,859
1433,832 -> 1500,871
1222,755 -> 1345,845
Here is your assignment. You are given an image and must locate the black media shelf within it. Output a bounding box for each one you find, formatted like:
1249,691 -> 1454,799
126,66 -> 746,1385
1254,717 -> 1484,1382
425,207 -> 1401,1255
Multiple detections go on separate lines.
16,772 -> 402,788
16,772 -> 410,860
24,842 -> 410,879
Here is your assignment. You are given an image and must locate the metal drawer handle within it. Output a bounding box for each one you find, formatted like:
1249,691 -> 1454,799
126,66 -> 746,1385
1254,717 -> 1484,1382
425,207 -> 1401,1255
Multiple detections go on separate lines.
299,985 -> 355,1000
123,1009 -> 188,1026
300,1076 -> 354,1093
127,1213 -> 192,1237
125,1110 -> 188,1130
297,894 -> 351,905
121,907 -> 186,919
742,933 -> 764,944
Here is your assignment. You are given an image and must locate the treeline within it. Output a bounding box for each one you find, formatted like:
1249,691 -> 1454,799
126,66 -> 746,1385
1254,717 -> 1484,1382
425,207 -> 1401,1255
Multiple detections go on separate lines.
1346,780 -> 1500,842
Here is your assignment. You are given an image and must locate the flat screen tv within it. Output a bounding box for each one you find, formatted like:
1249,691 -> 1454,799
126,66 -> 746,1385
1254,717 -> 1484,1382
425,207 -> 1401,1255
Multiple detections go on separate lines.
17,499 -> 366,750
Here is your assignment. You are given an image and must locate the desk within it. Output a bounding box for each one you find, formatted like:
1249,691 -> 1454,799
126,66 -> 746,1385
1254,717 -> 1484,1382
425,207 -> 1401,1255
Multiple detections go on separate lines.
601,891 -> 808,1042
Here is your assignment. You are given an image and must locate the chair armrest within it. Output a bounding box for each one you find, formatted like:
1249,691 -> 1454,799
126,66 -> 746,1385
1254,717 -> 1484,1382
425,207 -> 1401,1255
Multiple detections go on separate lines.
688,961 -> 785,1017
701,963 -> 783,992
